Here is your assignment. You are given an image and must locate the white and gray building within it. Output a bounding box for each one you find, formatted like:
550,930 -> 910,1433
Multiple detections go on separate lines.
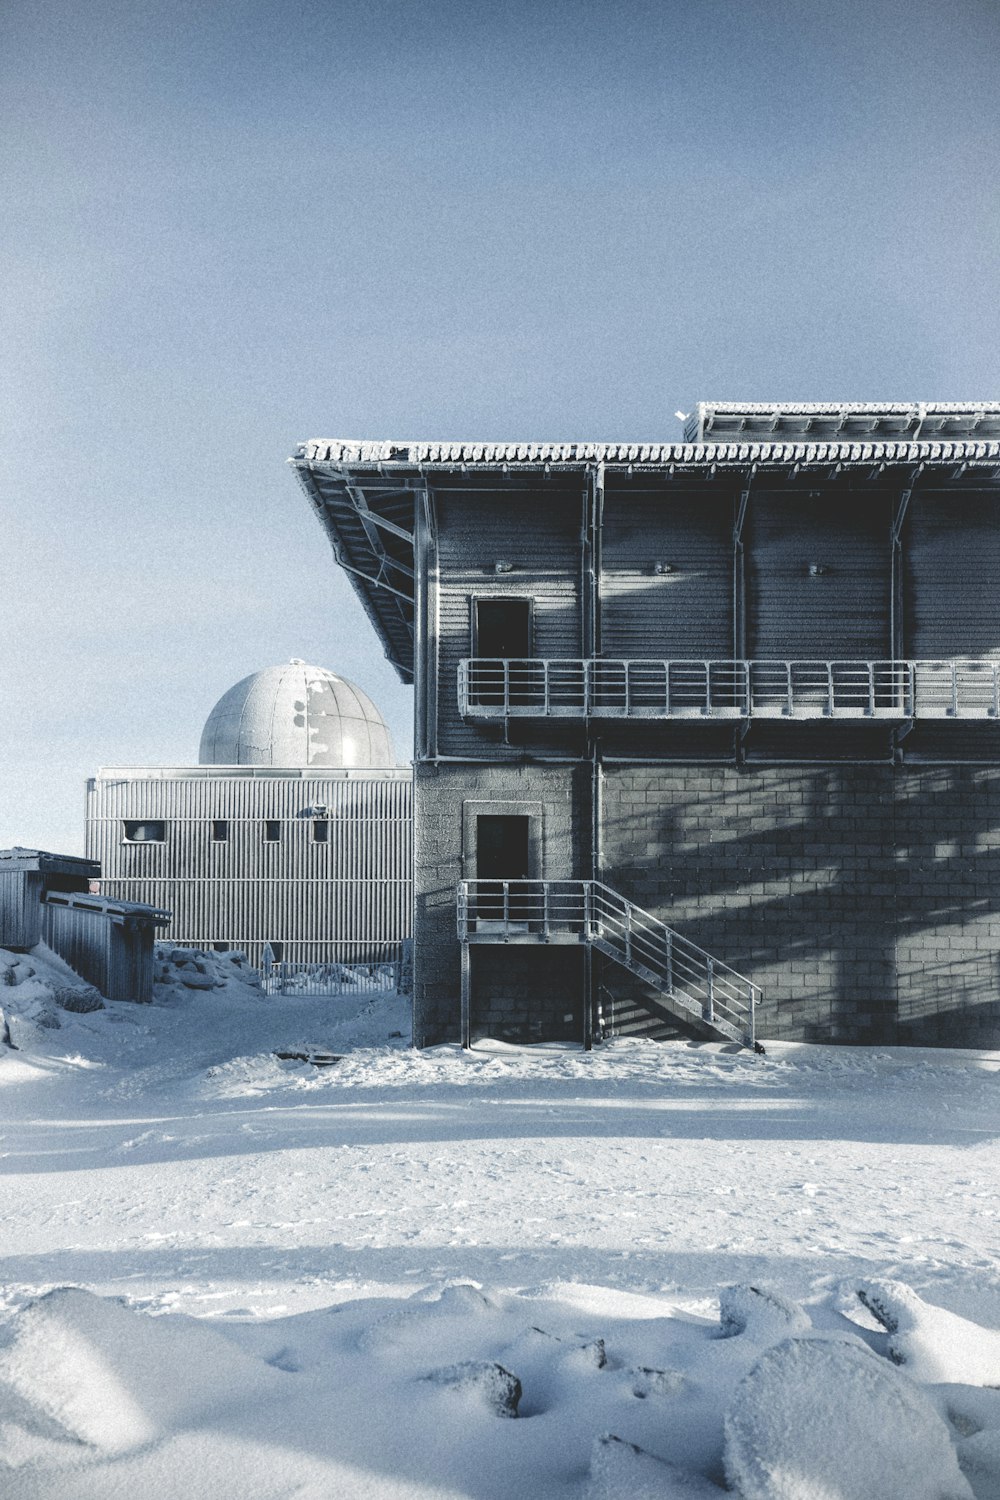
87,660 -> 412,967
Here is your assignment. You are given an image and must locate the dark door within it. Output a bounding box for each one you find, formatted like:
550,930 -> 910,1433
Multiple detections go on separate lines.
475,599 -> 532,658
476,814 -> 531,922
474,599 -> 533,707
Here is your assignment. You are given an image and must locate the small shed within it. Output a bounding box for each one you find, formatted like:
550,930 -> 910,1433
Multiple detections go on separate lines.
0,848 -> 100,951
42,891 -> 170,1004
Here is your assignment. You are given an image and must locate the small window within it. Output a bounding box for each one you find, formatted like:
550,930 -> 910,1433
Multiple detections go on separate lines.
268,941 -> 284,962
264,821 -> 281,843
312,820 -> 329,843
211,820 -> 229,842
124,821 -> 166,843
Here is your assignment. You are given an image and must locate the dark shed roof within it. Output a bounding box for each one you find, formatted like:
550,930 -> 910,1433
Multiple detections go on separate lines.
0,848 -> 100,878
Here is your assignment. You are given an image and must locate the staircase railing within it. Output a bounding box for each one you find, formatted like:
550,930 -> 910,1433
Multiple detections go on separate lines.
458,657 -> 1000,721
457,878 -> 759,1049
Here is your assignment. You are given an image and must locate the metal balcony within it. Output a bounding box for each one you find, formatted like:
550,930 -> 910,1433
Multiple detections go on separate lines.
458,658 -> 1000,721
457,878 -> 759,1049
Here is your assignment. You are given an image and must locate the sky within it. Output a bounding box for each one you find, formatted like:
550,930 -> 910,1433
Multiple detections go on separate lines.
2,0 -> 999,854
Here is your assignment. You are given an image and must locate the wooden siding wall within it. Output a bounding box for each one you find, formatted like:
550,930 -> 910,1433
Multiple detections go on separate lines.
746,493 -> 891,659
436,490 -> 582,755
905,492 -> 1000,659
602,493 -> 734,658
86,773 -> 412,967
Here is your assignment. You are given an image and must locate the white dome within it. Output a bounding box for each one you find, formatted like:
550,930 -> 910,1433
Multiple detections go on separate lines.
199,661 -> 395,768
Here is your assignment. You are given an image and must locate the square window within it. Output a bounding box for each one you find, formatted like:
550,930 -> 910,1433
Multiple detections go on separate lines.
312,820 -> 329,843
124,821 -> 166,843
211,820 -> 229,842
264,821 -> 281,843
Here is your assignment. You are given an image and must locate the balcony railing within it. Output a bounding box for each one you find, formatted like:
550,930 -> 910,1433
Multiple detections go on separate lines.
457,878 -> 759,1048
458,658 -> 1000,721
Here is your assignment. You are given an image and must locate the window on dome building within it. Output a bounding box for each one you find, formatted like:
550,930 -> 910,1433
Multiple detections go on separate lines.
123,821 -> 166,843
264,821 -> 281,842
211,820 -> 229,842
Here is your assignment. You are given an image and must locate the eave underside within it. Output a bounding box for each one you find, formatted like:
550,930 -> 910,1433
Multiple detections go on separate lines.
292,441 -> 1000,683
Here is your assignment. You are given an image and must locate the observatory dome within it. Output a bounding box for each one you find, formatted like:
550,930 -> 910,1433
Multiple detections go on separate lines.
198,661 -> 395,768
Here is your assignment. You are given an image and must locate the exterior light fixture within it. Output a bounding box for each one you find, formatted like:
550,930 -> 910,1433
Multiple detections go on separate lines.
494,559 -> 514,574
653,561 -> 674,575
807,563 -> 827,576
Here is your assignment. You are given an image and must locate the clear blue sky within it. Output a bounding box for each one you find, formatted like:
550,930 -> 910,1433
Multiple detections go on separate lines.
2,0 -> 998,853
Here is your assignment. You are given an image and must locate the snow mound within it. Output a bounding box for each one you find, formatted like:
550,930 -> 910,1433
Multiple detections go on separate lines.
586,1434 -> 724,1498
845,1279 -> 1000,1385
723,1336 -> 974,1500
0,945 -> 104,1049
0,1287 -> 280,1461
718,1284 -> 810,1343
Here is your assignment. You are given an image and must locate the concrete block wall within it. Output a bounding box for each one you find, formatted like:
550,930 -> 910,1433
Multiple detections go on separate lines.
413,761 -> 586,1045
469,945 -> 585,1043
601,763 -> 1000,1046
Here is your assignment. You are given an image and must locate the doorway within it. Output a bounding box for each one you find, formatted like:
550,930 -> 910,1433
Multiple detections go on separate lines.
476,813 -> 532,922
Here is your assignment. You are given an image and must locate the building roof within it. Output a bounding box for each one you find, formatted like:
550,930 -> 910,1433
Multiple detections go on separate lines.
291,407 -> 1000,682
198,661 -> 396,769
43,890 -> 171,924
687,401 -> 1000,444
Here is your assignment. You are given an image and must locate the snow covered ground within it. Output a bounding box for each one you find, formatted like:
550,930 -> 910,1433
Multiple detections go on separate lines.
1,945 -> 1000,1497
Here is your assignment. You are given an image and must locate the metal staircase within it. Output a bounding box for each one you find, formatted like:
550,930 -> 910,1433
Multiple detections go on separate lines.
457,879 -> 760,1051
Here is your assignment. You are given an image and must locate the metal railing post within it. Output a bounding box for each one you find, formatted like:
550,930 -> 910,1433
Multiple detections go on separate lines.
952,661 -> 959,717
543,882 -> 550,941
867,661 -> 875,716
827,661 -> 834,716
460,940 -> 471,1048
503,880 -> 510,937
665,930 -> 673,993
704,957 -> 715,1023
624,903 -> 632,967
785,661 -> 793,715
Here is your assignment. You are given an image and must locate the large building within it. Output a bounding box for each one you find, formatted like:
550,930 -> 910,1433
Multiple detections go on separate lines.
87,661 -> 411,967
294,402 -> 1000,1050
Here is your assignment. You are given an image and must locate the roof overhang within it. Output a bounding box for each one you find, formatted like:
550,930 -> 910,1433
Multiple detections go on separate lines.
292,434 -> 1000,683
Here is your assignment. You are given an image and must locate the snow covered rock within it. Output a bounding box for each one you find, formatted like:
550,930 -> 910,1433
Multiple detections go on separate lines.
153,946 -> 261,996
718,1284 -> 810,1343
0,1287 -> 280,1460
51,983 -> 104,1014
723,1336 -> 974,1500
423,1360 -> 522,1416
586,1434 -> 724,1498
847,1279 -> 1000,1386
955,1428 -> 1000,1500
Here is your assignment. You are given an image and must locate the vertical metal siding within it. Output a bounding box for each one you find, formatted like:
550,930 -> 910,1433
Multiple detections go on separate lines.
86,770 -> 412,968
0,872 -> 43,950
906,492 -> 1000,659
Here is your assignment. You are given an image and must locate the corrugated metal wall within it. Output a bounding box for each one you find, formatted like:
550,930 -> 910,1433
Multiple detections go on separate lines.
436,489 -> 582,756
86,770 -> 412,967
602,492 -> 734,657
906,491 -> 1000,659
747,492 -> 891,658
0,871 -> 44,950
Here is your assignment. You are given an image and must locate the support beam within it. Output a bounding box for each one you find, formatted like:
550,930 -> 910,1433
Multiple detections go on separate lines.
890,465 -> 923,661
733,467 -> 754,662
